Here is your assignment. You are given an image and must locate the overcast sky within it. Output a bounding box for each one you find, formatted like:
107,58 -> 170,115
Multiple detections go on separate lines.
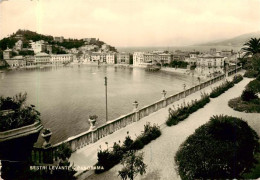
0,0 -> 259,47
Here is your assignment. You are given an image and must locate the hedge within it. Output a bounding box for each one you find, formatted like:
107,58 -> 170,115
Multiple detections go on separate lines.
95,122 -> 161,173
166,93 -> 210,126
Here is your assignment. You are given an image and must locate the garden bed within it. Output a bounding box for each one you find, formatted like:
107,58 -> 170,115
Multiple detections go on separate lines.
166,93 -> 210,126
228,97 -> 260,113
95,122 -> 161,173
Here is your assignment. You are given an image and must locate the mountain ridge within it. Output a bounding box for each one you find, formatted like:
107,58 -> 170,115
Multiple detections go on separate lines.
195,31 -> 260,47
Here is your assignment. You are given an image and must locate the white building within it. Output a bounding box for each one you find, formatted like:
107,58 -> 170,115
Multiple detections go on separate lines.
14,40 -> 23,51
106,53 -> 115,64
51,54 -> 73,64
133,52 -> 145,66
35,52 -> 51,64
196,54 -> 226,76
30,40 -> 46,53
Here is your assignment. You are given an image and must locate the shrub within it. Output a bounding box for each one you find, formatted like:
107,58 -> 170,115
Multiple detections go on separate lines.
232,74 -> 243,84
241,89 -> 258,101
246,79 -> 260,93
131,137 -> 144,150
0,93 -> 41,132
175,115 -> 259,180
229,97 -> 260,113
95,123 -> 161,173
167,93 -> 210,126
244,69 -> 259,78
210,80 -> 234,98
123,135 -> 134,149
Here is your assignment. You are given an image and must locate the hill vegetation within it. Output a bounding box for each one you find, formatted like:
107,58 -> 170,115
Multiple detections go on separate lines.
0,29 -> 117,53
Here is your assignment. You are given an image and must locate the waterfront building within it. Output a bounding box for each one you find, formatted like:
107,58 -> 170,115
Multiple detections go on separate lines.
91,52 -> 101,62
117,52 -> 130,64
34,52 -> 51,64
185,53 -> 199,66
5,56 -> 26,67
25,55 -> 35,66
196,54 -> 226,76
143,53 -> 157,64
3,48 -> 12,60
50,54 -> 73,64
90,52 -> 107,63
14,40 -> 23,51
82,53 -> 91,63
54,36 -> 64,43
158,53 -> 172,65
106,53 -> 115,64
0,59 -> 6,66
143,52 -> 172,65
133,52 -> 146,66
30,40 -> 46,53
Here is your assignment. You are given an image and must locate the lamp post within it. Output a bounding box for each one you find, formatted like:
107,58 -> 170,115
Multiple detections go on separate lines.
105,77 -> 108,122
183,83 -> 186,98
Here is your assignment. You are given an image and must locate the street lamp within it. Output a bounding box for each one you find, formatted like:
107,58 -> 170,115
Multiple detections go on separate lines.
183,83 -> 186,98
104,77 -> 108,122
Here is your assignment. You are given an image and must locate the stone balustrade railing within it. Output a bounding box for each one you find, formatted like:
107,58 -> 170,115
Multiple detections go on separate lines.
32,66 -> 242,164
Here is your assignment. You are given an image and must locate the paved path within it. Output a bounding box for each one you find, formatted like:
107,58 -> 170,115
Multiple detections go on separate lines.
70,72 -> 260,180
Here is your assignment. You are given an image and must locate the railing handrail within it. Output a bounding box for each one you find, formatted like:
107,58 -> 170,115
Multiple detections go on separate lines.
33,66 -> 242,164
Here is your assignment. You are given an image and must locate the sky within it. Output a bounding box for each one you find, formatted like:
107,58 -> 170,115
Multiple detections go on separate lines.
0,0 -> 260,47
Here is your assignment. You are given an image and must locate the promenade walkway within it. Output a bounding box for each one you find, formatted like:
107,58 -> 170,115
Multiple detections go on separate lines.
70,72 -> 260,180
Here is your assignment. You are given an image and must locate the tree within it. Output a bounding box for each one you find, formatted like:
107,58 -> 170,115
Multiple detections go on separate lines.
118,151 -> 147,180
242,38 -> 260,57
241,89 -> 258,102
246,79 -> 260,93
175,115 -> 259,180
251,53 -> 260,73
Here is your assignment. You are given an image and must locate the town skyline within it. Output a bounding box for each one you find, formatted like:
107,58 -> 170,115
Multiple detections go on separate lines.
1,0 -> 260,47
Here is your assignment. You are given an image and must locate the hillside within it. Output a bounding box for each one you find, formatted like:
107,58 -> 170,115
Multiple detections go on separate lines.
196,31 -> 260,47
0,29 -> 117,52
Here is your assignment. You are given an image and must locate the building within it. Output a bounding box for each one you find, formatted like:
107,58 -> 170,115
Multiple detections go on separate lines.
158,53 -> 172,65
30,40 -> 46,53
25,55 -> 35,66
54,36 -> 64,43
106,53 -> 115,64
117,52 -> 130,64
3,48 -> 12,60
196,54 -> 226,76
5,56 -> 26,68
34,52 -> 51,64
79,45 -> 98,51
46,45 -> 52,54
51,54 -> 73,64
221,50 -> 234,58
142,52 -> 172,65
101,44 -> 110,52
133,52 -> 146,66
185,53 -> 199,66
90,52 -> 106,63
14,40 -> 23,51
83,38 -> 96,43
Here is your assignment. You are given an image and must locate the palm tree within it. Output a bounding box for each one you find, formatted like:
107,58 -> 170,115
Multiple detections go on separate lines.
242,38 -> 260,57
